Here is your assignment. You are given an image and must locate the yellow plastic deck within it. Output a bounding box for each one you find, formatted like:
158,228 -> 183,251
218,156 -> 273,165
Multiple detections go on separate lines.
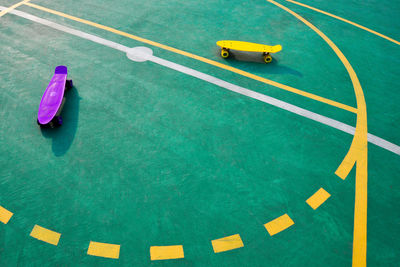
216,40 -> 282,53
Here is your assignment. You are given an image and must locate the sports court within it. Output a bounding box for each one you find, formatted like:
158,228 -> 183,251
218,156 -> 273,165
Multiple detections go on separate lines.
0,0 -> 399,266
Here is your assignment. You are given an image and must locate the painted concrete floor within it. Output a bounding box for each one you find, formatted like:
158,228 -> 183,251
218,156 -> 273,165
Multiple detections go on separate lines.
0,0 -> 399,266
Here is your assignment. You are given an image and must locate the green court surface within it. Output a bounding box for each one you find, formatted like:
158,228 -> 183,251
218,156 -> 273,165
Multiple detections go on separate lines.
0,0 -> 399,266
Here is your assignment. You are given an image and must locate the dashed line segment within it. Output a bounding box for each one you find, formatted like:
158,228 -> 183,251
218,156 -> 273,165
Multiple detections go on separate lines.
264,214 -> 294,236
87,241 -> 120,259
150,245 -> 184,261
306,188 -> 331,210
211,234 -> 244,253
0,206 -> 13,224
30,225 -> 61,246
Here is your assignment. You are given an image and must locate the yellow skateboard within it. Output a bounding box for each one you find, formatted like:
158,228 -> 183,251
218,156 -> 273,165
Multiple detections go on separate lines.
216,40 -> 282,63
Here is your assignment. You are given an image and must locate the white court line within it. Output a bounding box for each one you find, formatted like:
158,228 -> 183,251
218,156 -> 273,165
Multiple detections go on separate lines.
2,6 -> 399,156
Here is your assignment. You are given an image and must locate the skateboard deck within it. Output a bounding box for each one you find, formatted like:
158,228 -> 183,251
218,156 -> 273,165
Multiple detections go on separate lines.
37,66 -> 68,125
216,40 -> 282,53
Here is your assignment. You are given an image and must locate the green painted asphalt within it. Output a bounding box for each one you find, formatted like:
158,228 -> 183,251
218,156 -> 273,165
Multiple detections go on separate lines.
0,0 -> 399,266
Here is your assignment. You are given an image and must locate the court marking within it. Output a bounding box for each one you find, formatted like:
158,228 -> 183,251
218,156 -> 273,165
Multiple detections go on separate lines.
286,0 -> 400,46
306,188 -> 331,210
211,234 -> 244,253
266,1 -> 368,266
87,241 -> 120,259
0,0 -> 30,17
21,2 -> 358,113
150,245 -> 184,260
264,213 -> 294,236
1,6 -> 399,158
0,4 -> 391,265
0,205 -> 13,224
30,225 -> 61,246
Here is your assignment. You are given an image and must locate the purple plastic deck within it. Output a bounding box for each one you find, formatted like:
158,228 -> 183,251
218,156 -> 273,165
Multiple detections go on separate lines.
37,66 -> 68,125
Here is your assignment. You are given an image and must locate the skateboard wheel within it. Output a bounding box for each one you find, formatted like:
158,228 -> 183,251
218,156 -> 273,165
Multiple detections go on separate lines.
221,49 -> 230,58
65,79 -> 73,90
56,116 -> 63,126
49,116 -> 62,128
264,54 -> 272,63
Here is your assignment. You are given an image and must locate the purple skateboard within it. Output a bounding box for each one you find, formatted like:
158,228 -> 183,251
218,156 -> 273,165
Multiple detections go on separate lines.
37,66 -> 73,128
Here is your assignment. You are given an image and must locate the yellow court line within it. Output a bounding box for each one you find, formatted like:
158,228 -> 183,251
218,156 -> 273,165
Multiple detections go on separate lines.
87,241 -> 120,259
286,0 -> 400,46
150,245 -> 184,260
0,0 -> 31,17
30,225 -> 61,246
266,1 -> 368,266
306,188 -> 331,210
23,2 -> 357,114
264,213 -> 294,236
211,234 -> 244,253
0,206 -> 13,224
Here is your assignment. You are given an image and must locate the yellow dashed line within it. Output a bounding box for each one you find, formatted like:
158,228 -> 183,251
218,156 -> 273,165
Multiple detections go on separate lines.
23,2 -> 357,113
211,234 -> 244,253
264,213 -> 294,236
306,188 -> 331,210
0,206 -> 13,224
30,225 -> 61,246
150,245 -> 184,261
87,241 -> 120,259
286,0 -> 400,46
0,0 -> 31,17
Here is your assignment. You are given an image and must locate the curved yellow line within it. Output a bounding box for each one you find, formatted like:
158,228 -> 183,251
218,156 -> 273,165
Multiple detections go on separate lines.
23,2 -> 357,113
286,0 -> 400,46
266,1 -> 368,266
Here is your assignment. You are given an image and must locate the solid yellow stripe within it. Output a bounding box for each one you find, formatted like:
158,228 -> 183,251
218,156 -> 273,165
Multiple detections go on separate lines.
87,241 -> 120,259
266,1 -> 368,266
0,206 -> 13,224
211,234 -> 244,253
0,0 -> 31,17
264,214 -> 294,236
286,0 -> 400,46
306,188 -> 331,210
352,152 -> 368,267
30,225 -> 61,246
150,245 -> 184,260
23,2 -> 357,113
